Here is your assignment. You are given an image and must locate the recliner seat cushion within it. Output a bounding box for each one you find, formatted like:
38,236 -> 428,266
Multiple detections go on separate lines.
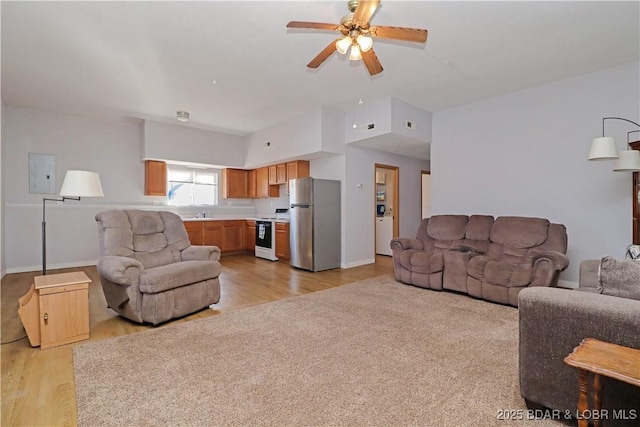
140,260 -> 222,294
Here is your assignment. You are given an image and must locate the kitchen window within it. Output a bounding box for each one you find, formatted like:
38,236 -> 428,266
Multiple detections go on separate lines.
167,165 -> 218,206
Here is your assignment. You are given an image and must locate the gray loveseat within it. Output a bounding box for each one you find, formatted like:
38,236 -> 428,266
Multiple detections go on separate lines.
390,215 -> 569,306
95,209 -> 221,324
519,258 -> 640,425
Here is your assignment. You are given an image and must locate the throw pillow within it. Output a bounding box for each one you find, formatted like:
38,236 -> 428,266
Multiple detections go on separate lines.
597,256 -> 640,300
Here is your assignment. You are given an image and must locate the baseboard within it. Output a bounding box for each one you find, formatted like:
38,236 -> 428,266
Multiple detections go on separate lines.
341,258 -> 375,269
5,260 -> 98,275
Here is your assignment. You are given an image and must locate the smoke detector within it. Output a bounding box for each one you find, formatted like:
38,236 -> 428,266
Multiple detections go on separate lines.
176,111 -> 190,122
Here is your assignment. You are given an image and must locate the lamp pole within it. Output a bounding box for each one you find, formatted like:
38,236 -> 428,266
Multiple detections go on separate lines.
41,196 -> 80,275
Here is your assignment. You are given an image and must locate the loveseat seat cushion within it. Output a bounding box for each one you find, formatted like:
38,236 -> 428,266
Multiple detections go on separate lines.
468,257 -> 533,287
399,250 -> 444,274
140,260 -> 222,294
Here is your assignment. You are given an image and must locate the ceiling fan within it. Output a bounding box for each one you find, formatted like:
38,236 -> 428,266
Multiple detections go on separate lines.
287,0 -> 428,76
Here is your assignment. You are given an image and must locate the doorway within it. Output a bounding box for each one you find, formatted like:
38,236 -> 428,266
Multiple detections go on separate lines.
374,164 -> 399,257
421,170 -> 431,219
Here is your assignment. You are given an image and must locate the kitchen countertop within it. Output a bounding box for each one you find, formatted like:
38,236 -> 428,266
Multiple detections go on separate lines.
181,217 -> 289,223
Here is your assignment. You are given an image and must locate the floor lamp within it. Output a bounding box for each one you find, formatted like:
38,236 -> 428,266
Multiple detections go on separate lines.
42,170 -> 104,275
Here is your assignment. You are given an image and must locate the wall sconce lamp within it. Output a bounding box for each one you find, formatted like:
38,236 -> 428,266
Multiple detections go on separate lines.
588,117 -> 640,172
42,170 -> 104,275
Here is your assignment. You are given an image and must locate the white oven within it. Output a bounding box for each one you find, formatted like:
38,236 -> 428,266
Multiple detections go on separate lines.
255,220 -> 278,261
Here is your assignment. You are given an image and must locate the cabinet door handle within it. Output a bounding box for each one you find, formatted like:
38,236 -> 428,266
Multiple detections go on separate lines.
43,313 -> 48,326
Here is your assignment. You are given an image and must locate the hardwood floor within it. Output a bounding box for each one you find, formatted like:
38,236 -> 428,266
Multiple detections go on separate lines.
1,254 -> 394,426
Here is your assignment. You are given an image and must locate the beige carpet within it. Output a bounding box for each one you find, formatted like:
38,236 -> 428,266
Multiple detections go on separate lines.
74,275 -> 564,426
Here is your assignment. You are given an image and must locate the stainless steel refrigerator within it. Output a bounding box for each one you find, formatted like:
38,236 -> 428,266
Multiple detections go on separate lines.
289,177 -> 341,271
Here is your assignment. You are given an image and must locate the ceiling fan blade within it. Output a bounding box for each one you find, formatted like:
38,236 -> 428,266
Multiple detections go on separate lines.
353,0 -> 380,26
370,26 -> 428,43
307,39 -> 340,69
287,21 -> 340,31
361,48 -> 383,76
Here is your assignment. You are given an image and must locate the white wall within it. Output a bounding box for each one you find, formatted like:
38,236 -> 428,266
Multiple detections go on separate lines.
1,97 -> 5,277
432,61 -> 640,283
143,120 -> 247,168
3,106 -> 255,272
344,145 -> 427,267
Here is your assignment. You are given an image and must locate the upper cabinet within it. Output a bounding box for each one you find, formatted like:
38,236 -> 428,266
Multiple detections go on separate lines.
257,167 -> 279,198
145,160 -> 167,196
222,168 -> 249,199
223,160 -> 309,199
286,160 -> 310,193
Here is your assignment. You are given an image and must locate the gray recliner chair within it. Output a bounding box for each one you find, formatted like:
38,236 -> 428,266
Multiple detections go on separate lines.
95,209 -> 221,324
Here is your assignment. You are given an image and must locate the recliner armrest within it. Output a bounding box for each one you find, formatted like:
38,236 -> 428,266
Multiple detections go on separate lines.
526,250 -> 569,271
390,237 -> 424,251
97,256 -> 143,286
181,245 -> 221,262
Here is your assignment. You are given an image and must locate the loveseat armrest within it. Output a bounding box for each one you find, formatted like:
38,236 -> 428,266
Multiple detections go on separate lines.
390,237 -> 424,251
528,250 -> 569,271
97,256 -> 143,286
181,245 -> 221,262
519,287 -> 640,417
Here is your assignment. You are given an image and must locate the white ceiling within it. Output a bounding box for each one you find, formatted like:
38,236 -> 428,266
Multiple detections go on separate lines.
2,1 -> 639,147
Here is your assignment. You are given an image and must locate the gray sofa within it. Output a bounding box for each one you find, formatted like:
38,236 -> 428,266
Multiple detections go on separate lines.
390,215 -> 569,306
519,258 -> 640,425
95,209 -> 221,325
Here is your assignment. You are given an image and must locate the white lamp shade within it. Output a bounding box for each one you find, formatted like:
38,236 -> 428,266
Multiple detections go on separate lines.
356,34 -> 373,52
335,36 -> 352,55
349,44 -> 362,61
59,170 -> 104,197
613,150 -> 640,172
588,137 -> 618,160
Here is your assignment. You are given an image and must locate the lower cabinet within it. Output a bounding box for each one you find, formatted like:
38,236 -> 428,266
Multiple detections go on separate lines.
275,222 -> 290,260
222,220 -> 245,252
245,220 -> 256,251
184,221 -> 204,245
203,221 -> 223,246
183,220 -> 244,253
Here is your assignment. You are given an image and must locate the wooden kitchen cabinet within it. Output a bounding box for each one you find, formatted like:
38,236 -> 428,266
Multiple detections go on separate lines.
257,167 -> 279,198
269,163 -> 287,185
18,271 -> 90,349
222,168 -> 249,198
222,220 -> 245,252
184,221 -> 204,245
268,165 -> 278,185
245,220 -> 256,251
286,160 -> 310,192
275,222 -> 290,260
248,169 -> 257,199
145,160 -> 167,196
276,163 -> 287,184
203,221 -> 223,247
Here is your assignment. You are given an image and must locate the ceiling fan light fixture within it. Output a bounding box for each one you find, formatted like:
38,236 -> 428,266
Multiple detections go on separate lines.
349,44 -> 362,61
356,34 -> 373,52
336,36 -> 352,55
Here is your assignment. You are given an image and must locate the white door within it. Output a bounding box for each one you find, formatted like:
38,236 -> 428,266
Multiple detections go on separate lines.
421,173 -> 431,219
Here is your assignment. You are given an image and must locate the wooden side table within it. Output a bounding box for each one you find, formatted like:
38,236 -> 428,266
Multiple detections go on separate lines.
564,338 -> 640,427
18,271 -> 91,349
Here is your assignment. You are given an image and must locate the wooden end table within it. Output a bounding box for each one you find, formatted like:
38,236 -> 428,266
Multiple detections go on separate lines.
18,271 -> 91,349
564,338 -> 640,427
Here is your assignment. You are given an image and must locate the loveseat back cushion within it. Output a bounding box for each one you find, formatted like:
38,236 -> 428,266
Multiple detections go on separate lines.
423,215 -> 469,250
487,217 -> 550,262
465,215 -> 494,241
139,260 -> 222,294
